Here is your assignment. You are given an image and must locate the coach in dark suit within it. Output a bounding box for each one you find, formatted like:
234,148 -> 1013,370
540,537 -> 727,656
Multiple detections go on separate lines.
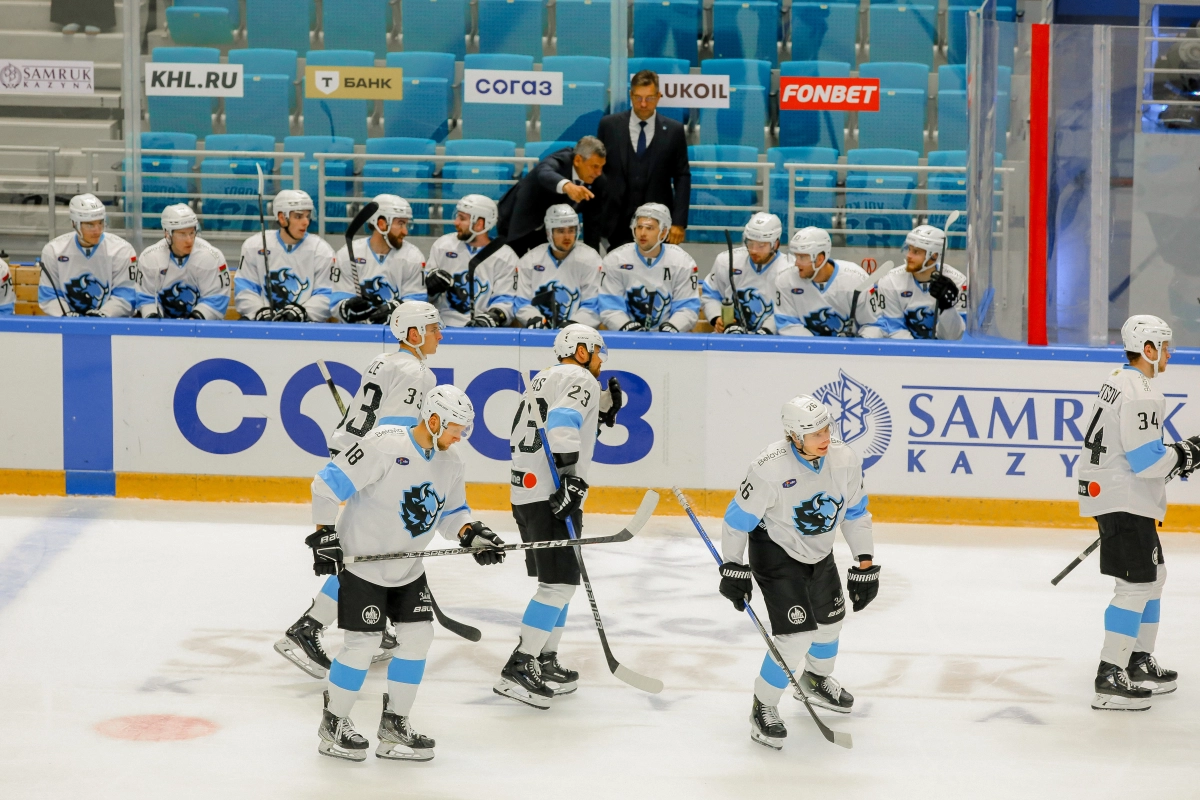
596,70 -> 691,247
496,136 -> 608,256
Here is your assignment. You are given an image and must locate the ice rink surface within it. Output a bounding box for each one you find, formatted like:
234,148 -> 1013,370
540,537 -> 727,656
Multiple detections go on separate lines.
1,495 -> 1197,800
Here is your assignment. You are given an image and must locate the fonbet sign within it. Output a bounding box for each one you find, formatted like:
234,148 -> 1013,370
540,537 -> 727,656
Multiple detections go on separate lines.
779,77 -> 881,111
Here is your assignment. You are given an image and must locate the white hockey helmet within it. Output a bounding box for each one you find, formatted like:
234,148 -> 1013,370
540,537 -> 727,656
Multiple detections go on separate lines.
272,189 -> 314,217
781,395 -> 832,441
389,300 -> 442,356
905,225 -> 945,260
456,193 -> 498,234
544,203 -> 580,243
1122,314 -> 1172,357
69,193 -> 106,226
370,194 -> 413,234
553,322 -> 608,364
788,227 -> 832,262
161,203 -> 198,233
743,212 -> 782,245
630,202 -> 672,248
422,384 -> 475,439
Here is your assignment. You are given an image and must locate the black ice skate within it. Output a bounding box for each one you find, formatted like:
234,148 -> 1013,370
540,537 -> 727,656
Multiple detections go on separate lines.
795,670 -> 854,714
750,697 -> 787,750
274,613 -> 332,679
376,692 -> 435,761
317,690 -> 369,762
537,651 -> 578,695
1092,661 -> 1152,711
493,645 -> 555,710
1128,651 -> 1178,695
372,627 -> 400,665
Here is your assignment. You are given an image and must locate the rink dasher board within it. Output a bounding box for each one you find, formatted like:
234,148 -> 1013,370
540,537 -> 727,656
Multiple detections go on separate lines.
3,318 -> 1200,525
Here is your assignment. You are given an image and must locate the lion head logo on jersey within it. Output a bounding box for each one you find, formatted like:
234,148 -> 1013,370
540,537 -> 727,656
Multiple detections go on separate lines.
159,281 -> 202,318
445,272 -> 487,314
904,306 -> 936,339
736,287 -> 773,332
400,481 -> 446,538
362,276 -> 399,305
533,280 -> 580,326
803,307 -> 850,337
626,286 -> 670,328
266,267 -> 310,306
792,492 -> 844,536
64,273 -> 107,313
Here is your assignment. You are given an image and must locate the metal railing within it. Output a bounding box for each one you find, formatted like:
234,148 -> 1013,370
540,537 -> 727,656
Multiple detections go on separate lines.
0,145 -> 62,238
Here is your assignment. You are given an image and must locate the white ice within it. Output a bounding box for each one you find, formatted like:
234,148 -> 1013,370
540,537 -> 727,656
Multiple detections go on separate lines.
1,495 -> 1197,799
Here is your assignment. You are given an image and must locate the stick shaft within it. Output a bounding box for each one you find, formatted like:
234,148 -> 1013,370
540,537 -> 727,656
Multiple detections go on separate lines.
344,531 -> 632,563
1051,537 -> 1101,586
38,259 -> 70,316
315,359 -> 348,418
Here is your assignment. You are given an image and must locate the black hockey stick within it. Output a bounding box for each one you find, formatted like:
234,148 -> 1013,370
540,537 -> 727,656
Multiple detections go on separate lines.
467,237 -> 505,320
847,259 -> 894,337
672,487 -> 853,749
37,258 -> 70,316
315,359 -> 348,418
531,285 -> 559,327
344,529 -> 634,563
345,201 -> 379,297
1051,536 -> 1101,586
254,164 -> 276,315
930,209 -> 960,340
538,427 -> 664,694
427,587 -> 482,642
723,229 -> 745,330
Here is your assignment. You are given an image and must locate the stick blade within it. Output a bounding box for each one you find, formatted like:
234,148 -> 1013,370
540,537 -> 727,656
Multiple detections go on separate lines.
619,490 -> 659,538
613,663 -> 664,694
830,730 -> 853,749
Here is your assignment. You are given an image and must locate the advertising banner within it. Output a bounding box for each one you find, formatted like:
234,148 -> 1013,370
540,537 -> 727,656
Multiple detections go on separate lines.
0,59 -> 93,95
655,74 -> 731,108
303,66 -> 405,100
463,70 -> 563,105
779,77 -> 880,111
145,63 -> 243,97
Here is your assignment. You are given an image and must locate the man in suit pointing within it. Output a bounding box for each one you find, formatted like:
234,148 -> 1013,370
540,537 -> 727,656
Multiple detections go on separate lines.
597,70 -> 691,247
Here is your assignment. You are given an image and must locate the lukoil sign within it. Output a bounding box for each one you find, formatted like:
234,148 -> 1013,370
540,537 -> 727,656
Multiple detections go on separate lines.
654,74 -> 731,108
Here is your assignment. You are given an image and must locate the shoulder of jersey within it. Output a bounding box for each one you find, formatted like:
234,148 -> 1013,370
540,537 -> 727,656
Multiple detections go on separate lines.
665,244 -> 697,265
432,232 -> 461,250
309,235 -> 336,255
572,242 -> 601,261
45,232 -> 73,254
604,242 -> 635,261
400,240 -> 425,259
827,440 -> 862,468
104,232 -> 136,253
942,264 -> 968,286
141,238 -> 169,257
198,238 -> 227,263
836,261 -> 869,281
878,268 -> 909,289
752,439 -> 792,472
368,424 -> 416,454
497,244 -> 519,261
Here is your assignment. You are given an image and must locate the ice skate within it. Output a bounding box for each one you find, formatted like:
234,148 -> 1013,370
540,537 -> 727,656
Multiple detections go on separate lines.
750,697 -> 786,750
317,691 -> 369,762
493,645 -> 555,710
372,627 -> 400,665
794,670 -> 854,714
376,693 -> 435,761
1092,661 -> 1152,711
537,651 -> 578,695
274,613 -> 331,679
1128,651 -> 1177,695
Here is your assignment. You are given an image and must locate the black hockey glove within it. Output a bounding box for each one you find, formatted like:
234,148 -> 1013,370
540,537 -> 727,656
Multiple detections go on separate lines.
253,307 -> 274,321
83,308 -> 105,317
458,521 -> 506,566
927,271 -> 959,312
188,310 -> 205,320
305,525 -> 343,576
619,320 -> 644,332
722,324 -> 747,335
753,328 -> 773,335
424,268 -> 454,296
525,316 -> 550,329
467,308 -> 507,328
367,298 -> 402,325
273,303 -> 308,323
144,312 -> 161,319
338,295 -> 378,324
718,561 -> 753,611
1170,436 -> 1200,478
658,321 -> 680,333
598,376 -> 623,428
549,474 -> 588,520
846,564 -> 881,612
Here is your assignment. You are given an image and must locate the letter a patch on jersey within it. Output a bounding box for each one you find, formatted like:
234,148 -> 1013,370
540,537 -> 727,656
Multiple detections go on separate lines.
400,482 -> 445,537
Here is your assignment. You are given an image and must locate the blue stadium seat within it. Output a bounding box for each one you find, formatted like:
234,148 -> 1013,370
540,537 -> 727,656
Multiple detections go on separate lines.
687,144 -> 761,242
384,78 -> 450,141
945,5 -> 971,65
176,0 -> 241,25
844,148 -> 918,248
938,64 -> 1011,96
524,140 -> 574,161
227,73 -> 291,142
363,138 -> 437,233
246,0 -> 313,54
858,88 -> 926,153
698,85 -> 767,151
859,62 -> 929,91
141,131 -> 198,168
478,0 -> 544,61
701,57 -> 771,90
626,57 -> 690,124
555,0 -> 611,58
867,5 -> 936,67
462,54 -> 534,144
778,60 -> 849,152
281,135 -> 355,233
402,0 -> 467,60
166,6 -> 234,46
927,149 -> 1005,248
791,3 -> 857,66
540,81 -> 606,143
137,155 -> 193,227
229,49 -> 299,112
443,139 -> 517,202
387,52 -> 456,113
712,1 -> 781,65
767,146 -> 838,233
303,50 -> 374,144
323,0 -> 390,58
199,134 -> 277,231
148,47 -> 219,139
937,89 -> 967,151
632,0 -> 701,67
542,56 -> 611,95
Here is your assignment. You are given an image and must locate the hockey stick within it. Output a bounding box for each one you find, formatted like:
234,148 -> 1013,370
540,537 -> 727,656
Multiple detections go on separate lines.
671,487 -> 853,750
847,259 -> 895,337
254,164 -> 275,316
930,209 -> 960,340
37,258 -> 70,316
427,587 -> 482,642
345,201 -> 379,297
467,237 -> 505,321
315,359 -> 348,418
723,229 -> 745,330
538,427 -> 664,694
1051,536 -> 1101,586
344,529 -> 635,563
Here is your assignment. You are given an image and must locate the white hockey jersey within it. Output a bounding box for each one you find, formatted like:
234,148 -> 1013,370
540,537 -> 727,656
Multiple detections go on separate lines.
859,264 -> 967,340
327,348 -> 437,456
424,234 -> 520,327
234,231 -> 335,321
39,232 -> 138,316
0,258 -> 12,315
134,236 -> 230,320
775,259 -> 876,337
598,243 -> 700,331
722,439 -> 874,566
509,362 -> 602,505
312,425 -> 472,587
700,248 -> 790,334
1078,365 -> 1180,521
330,239 -> 427,318
513,242 -> 602,328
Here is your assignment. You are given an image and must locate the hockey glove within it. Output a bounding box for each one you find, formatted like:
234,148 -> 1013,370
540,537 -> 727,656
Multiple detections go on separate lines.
846,564 -> 881,612
928,272 -> 960,312
718,562 -> 753,611
525,316 -> 550,329
305,526 -> 343,576
1170,436 -> 1200,478
549,474 -> 588,520
458,521 -> 506,566
273,303 -> 308,323
253,307 -> 274,321
83,308 -> 105,317
619,321 -> 644,332
467,308 -> 508,328
188,310 -> 205,320
658,321 -> 680,333
144,312 -> 161,319
722,324 -> 747,335
338,295 -> 378,324
753,328 -> 773,335
424,268 -> 454,296
598,376 -> 623,428
367,298 -> 402,325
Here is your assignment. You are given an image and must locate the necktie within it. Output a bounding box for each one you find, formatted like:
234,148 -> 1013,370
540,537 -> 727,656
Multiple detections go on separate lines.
637,121 -> 647,156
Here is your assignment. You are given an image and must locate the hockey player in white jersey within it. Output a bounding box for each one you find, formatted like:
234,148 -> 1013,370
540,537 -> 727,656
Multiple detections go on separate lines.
1077,315 -> 1200,710
775,227 -> 876,337
495,324 -> 623,707
0,256 -> 12,315
719,396 -> 880,749
859,225 -> 966,340
275,302 -> 445,680
598,203 -> 700,332
309,385 -> 506,762
701,212 -> 788,334
234,189 -> 335,322
39,193 -> 138,317
134,204 -> 229,320
513,204 -> 602,329
423,194 -> 519,327
331,194 -> 428,324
